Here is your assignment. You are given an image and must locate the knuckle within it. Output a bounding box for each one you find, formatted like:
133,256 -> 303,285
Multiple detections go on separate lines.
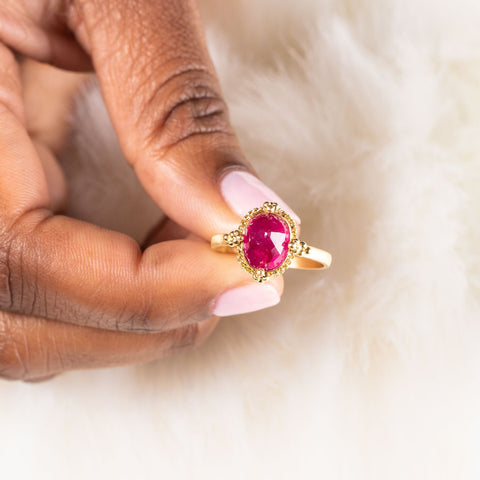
160,84 -> 230,147
0,210 -> 52,317
139,66 -> 234,158
0,220 -> 28,314
0,223 -> 15,311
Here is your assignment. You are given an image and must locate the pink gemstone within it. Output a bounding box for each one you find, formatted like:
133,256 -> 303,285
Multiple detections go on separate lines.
243,212 -> 291,271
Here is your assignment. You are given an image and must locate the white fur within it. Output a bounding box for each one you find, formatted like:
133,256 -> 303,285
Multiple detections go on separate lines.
1,0 -> 480,478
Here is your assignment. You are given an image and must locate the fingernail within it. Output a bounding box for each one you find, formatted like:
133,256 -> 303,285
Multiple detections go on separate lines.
220,170 -> 301,224
212,283 -> 280,317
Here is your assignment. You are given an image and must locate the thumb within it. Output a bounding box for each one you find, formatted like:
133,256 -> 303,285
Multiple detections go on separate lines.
72,0 -> 300,238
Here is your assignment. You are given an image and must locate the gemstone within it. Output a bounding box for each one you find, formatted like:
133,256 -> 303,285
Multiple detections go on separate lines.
243,212 -> 291,271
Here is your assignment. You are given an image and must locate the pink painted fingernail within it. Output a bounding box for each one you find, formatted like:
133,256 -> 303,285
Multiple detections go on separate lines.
220,170 -> 301,224
212,283 -> 280,317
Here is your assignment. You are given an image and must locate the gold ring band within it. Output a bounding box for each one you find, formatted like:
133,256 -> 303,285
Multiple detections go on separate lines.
211,234 -> 331,269
211,202 -> 332,283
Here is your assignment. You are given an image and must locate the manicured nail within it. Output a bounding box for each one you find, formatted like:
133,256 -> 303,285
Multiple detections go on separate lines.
220,170 -> 301,224
212,283 -> 280,317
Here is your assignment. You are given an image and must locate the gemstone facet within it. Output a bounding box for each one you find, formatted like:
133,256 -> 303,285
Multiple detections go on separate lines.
242,212 -> 291,271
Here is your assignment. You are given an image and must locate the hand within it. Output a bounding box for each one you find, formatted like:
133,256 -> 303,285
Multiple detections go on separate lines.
0,0 -> 298,381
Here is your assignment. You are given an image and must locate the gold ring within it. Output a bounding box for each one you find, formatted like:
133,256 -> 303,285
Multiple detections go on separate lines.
211,202 -> 332,283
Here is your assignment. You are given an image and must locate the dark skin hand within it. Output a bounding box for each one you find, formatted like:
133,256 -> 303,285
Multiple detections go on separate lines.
0,0 -> 284,381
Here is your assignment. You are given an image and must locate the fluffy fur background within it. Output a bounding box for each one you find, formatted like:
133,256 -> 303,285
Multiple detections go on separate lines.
1,0 -> 480,478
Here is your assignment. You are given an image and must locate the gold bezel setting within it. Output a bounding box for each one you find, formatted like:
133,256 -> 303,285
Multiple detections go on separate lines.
224,202 -> 301,283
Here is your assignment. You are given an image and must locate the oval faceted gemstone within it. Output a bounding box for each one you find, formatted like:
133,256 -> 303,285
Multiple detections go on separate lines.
243,212 -> 291,271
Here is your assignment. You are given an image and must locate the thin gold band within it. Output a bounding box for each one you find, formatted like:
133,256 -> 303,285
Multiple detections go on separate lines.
210,234 -> 332,270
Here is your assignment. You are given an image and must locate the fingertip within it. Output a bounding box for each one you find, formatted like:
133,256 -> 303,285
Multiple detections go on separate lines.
211,280 -> 282,318
219,169 -> 301,226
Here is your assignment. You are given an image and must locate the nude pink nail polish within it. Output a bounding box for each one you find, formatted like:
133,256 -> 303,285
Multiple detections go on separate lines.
212,283 -> 280,317
220,170 -> 301,225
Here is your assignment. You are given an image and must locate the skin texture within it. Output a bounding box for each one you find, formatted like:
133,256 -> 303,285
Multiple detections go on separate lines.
0,0 -> 284,381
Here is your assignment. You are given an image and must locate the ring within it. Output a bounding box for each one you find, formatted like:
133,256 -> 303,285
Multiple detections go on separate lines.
211,202 -> 332,283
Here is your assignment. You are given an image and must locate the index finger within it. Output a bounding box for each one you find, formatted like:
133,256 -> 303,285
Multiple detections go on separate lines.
72,0 -> 300,238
